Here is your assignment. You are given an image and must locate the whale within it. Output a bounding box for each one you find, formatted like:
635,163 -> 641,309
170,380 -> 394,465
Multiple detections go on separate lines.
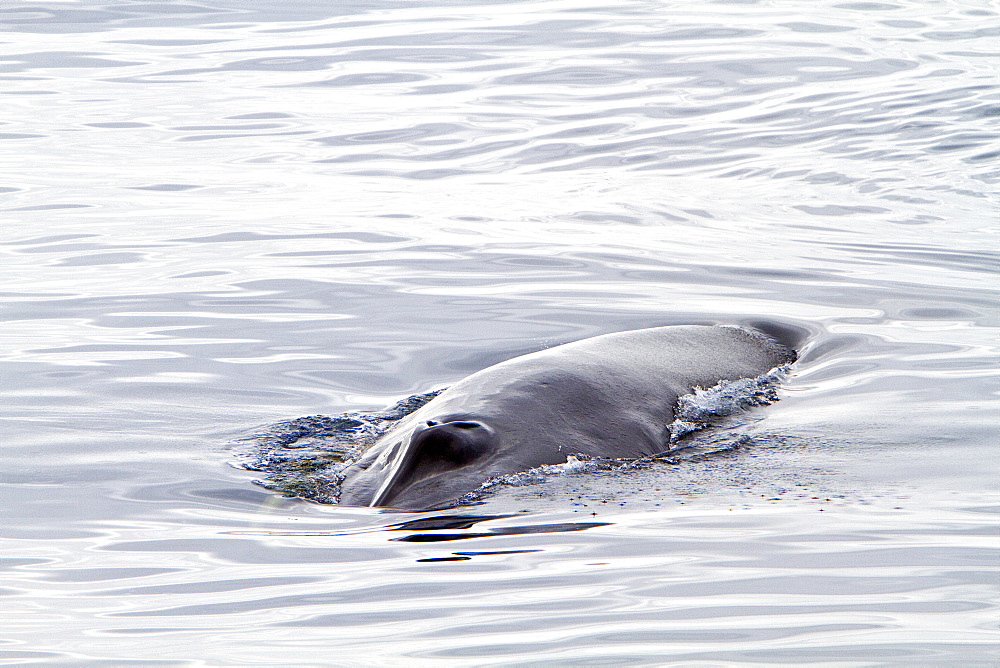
337,325 -> 796,510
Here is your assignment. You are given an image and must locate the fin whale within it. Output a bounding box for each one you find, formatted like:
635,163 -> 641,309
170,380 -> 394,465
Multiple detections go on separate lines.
338,325 -> 796,510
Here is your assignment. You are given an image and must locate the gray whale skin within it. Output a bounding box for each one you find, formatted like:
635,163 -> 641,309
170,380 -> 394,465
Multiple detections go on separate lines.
338,325 -> 795,510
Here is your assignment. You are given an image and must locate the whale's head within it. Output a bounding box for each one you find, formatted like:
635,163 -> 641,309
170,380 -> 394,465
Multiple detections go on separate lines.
344,415 -> 501,510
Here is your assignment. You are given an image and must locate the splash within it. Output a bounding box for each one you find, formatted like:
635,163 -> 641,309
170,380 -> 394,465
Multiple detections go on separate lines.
232,390 -> 443,503
666,366 -> 788,445
478,455 -> 610,490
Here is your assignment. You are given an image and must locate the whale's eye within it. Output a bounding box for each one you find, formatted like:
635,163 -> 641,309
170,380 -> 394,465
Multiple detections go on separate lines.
450,421 -> 480,430
425,420 -> 439,427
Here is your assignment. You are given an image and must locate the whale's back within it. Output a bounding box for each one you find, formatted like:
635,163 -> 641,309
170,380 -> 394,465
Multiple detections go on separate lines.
338,325 -> 795,509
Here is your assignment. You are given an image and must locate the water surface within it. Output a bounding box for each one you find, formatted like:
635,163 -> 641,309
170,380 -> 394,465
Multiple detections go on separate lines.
2,0 -> 998,664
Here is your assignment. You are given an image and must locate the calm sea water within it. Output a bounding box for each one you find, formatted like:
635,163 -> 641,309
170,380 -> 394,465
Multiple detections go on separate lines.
2,0 -> 998,664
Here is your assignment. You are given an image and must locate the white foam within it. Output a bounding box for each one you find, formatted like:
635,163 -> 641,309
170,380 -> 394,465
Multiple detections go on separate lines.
479,454 -> 608,489
666,366 -> 789,444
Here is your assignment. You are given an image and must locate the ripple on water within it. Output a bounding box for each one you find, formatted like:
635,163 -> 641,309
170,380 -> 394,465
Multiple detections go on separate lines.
2,0 -> 998,663
6,500 -> 993,663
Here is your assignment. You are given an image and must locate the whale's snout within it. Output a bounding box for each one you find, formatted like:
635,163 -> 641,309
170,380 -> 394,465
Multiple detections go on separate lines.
370,419 -> 495,507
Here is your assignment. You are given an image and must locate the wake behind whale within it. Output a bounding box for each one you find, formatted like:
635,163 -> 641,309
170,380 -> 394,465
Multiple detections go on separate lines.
237,325 -> 797,510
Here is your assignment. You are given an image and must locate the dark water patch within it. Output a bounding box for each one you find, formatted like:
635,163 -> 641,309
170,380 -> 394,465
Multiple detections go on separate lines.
967,148 -> 1000,162
898,307 -> 981,320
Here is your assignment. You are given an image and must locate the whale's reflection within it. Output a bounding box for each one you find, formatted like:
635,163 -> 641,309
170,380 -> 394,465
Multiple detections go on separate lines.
388,513 -> 611,543
385,514 -> 515,531
221,513 -> 611,548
